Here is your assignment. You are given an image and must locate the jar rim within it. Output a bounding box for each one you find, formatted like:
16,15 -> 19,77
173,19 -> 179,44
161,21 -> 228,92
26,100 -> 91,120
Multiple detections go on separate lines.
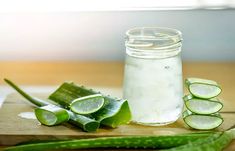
125,27 -> 182,59
126,27 -> 182,42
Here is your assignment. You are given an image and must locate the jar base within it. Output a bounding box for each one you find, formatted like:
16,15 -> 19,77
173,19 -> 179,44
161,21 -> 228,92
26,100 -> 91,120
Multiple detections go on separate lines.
131,119 -> 178,126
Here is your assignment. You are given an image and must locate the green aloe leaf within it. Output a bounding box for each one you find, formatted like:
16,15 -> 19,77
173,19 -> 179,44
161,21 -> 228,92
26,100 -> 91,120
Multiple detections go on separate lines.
49,82 -> 132,128
92,97 -> 131,128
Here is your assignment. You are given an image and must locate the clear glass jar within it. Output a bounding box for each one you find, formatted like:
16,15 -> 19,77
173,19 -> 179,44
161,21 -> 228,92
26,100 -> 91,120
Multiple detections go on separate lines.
123,27 -> 183,126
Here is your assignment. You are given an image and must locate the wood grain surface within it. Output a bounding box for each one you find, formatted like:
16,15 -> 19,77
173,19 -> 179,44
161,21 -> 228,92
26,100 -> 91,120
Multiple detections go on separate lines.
0,61 -> 235,150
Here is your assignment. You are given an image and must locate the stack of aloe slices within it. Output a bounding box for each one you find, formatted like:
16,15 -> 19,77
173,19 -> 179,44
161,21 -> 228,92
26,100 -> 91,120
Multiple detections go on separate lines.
4,79 -> 132,132
183,78 -> 224,130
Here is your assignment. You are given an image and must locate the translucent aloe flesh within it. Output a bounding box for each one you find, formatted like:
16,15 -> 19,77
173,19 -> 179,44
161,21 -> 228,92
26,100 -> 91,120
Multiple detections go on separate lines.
49,82 -> 132,128
183,94 -> 223,114
35,105 -> 70,126
185,78 -> 222,99
183,110 -> 223,130
4,79 -> 99,132
70,94 -> 105,114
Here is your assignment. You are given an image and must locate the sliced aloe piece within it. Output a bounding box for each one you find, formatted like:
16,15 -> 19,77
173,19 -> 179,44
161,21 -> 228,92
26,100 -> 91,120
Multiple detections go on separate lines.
70,94 -> 105,115
183,94 -> 223,115
35,105 -> 70,126
183,110 -> 223,130
185,78 -> 222,99
49,82 -> 132,128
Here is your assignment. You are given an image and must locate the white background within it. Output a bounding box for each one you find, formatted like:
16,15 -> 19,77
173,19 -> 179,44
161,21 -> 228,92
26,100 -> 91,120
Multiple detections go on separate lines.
0,1 -> 234,61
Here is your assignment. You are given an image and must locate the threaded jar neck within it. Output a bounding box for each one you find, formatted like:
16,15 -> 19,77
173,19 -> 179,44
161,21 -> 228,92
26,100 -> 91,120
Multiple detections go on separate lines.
125,27 -> 182,59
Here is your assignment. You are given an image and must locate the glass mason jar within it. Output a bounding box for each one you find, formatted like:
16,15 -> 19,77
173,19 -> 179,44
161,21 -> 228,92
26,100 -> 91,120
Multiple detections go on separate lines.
123,27 -> 183,126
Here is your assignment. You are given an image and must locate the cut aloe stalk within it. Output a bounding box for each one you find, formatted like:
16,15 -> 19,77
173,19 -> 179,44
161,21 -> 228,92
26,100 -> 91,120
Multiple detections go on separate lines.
49,82 -> 132,128
70,94 -> 105,115
68,111 -> 100,132
183,110 -> 223,130
183,94 -> 223,115
4,79 -> 100,132
185,78 -> 222,99
35,105 -> 70,126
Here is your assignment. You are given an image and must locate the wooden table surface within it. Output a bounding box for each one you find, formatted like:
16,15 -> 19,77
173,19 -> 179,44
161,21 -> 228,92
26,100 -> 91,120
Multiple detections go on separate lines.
0,61 -> 235,150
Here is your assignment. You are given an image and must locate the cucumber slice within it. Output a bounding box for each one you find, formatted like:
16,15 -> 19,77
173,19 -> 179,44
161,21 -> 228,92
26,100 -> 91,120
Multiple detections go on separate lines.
185,78 -> 222,99
183,94 -> 223,114
70,94 -> 105,115
183,110 -> 223,130
35,105 -> 70,126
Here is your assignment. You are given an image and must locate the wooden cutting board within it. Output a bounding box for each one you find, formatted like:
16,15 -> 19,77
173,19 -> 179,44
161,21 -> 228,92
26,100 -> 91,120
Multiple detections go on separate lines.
0,90 -> 235,146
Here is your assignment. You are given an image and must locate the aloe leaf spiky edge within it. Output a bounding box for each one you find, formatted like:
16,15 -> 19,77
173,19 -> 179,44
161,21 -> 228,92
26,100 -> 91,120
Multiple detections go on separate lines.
163,128 -> 235,151
4,133 -> 213,151
4,79 -> 100,132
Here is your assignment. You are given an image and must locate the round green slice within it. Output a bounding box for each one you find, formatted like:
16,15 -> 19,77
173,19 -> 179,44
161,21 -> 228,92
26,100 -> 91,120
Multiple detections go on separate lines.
35,105 -> 70,126
185,78 -> 222,99
70,94 -> 105,114
183,94 -> 223,114
183,111 -> 223,130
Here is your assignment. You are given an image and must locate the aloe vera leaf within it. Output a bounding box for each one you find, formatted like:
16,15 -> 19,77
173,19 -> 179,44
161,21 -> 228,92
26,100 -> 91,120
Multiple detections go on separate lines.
4,79 -> 99,132
70,94 -> 105,114
96,99 -> 130,128
183,110 -> 223,130
49,82 -> 132,128
163,128 -> 235,151
185,78 -> 222,99
4,133 -> 213,151
35,105 -> 70,126
183,94 -> 223,114
48,83 -> 93,108
4,78 -> 49,107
